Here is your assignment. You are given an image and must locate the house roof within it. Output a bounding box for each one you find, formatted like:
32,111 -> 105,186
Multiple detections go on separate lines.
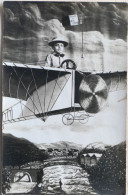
82,153 -> 102,158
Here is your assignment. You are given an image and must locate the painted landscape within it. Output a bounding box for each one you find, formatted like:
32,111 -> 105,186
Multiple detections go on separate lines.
2,134 -> 126,195
2,2 -> 127,195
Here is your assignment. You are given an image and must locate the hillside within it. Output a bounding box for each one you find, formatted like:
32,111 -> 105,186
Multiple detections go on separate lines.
86,142 -> 110,150
80,142 -> 110,154
37,141 -> 83,151
2,134 -> 48,166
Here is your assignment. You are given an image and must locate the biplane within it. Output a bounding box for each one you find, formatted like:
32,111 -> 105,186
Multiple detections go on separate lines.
2,59 -> 127,126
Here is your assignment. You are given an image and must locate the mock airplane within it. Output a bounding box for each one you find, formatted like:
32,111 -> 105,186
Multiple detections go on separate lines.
2,59 -> 126,126
2,14 -> 127,126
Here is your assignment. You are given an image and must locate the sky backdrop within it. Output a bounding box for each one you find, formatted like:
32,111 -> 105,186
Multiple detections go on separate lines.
3,89 -> 126,146
2,2 -> 127,147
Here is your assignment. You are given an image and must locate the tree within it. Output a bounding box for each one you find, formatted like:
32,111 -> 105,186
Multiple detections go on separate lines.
2,168 -> 11,195
86,142 -> 126,195
3,134 -> 49,167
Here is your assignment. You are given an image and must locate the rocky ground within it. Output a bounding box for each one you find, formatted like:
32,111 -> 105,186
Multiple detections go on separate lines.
7,182 -> 36,194
41,164 -> 99,195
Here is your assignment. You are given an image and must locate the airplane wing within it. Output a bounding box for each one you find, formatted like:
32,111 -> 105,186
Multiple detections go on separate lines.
98,71 -> 127,92
3,62 -> 71,100
2,62 -> 73,123
2,62 -> 127,124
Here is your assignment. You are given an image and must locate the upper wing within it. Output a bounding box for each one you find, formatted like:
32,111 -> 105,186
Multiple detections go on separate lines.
98,71 -> 127,92
3,62 -> 71,100
3,62 -> 73,123
75,70 -> 127,93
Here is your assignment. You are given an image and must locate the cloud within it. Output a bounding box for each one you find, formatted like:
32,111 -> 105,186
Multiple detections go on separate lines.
3,2 -> 127,72
3,90 -> 126,146
3,2 -> 128,40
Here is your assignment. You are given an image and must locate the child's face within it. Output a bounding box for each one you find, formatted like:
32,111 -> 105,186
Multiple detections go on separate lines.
52,42 -> 64,54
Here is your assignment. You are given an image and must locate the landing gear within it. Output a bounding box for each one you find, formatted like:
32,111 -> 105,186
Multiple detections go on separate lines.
79,114 -> 89,124
62,114 -> 74,125
62,112 -> 93,125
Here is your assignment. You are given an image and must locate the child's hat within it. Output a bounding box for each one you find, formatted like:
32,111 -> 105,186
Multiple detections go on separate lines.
48,37 -> 68,47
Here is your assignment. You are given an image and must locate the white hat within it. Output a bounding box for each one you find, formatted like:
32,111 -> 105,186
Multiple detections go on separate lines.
48,37 -> 68,47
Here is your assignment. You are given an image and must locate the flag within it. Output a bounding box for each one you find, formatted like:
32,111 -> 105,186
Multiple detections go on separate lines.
69,14 -> 79,26
62,14 -> 83,27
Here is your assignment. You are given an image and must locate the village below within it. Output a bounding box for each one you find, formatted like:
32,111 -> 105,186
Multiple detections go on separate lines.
2,134 -> 126,195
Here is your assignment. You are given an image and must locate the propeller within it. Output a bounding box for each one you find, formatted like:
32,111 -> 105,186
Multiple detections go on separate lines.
79,74 -> 108,113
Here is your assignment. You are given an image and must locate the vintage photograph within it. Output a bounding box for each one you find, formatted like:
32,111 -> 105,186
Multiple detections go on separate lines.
2,1 -> 127,195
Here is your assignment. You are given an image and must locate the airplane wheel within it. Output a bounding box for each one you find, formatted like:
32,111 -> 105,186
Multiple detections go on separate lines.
79,114 -> 89,124
62,114 -> 74,125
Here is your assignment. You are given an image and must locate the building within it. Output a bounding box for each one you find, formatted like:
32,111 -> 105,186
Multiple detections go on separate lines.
80,153 -> 102,166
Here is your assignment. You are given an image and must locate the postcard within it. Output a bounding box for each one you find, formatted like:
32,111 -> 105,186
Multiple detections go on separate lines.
1,1 -> 127,195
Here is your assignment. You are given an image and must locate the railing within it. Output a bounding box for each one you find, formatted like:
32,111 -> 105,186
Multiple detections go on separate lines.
43,156 -> 80,168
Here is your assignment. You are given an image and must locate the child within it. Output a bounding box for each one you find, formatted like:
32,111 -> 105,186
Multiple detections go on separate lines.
59,178 -> 63,189
45,37 -> 68,68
